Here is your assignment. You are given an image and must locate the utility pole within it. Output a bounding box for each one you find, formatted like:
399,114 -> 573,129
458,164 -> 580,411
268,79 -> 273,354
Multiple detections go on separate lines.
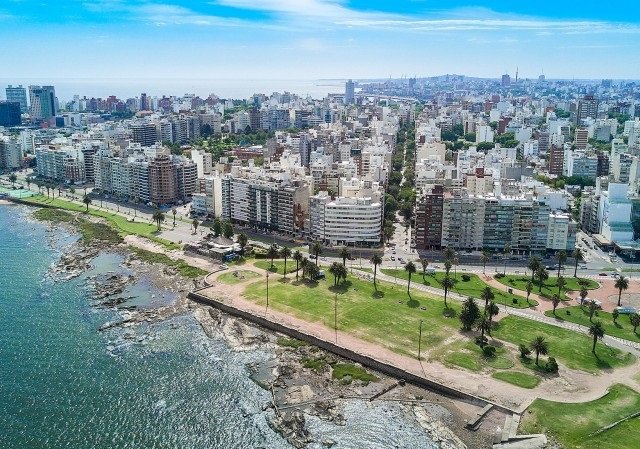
418,319 -> 424,361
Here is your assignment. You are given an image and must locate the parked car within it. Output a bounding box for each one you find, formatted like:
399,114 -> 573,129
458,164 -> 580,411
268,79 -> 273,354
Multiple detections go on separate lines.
616,306 -> 637,315
598,272 -> 608,276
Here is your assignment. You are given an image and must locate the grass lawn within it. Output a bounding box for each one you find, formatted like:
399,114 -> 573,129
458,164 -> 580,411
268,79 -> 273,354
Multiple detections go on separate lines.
331,363 -> 378,383
254,259 -> 302,275
520,384 -> 640,449
243,273 -> 462,359
276,337 -> 308,348
33,208 -> 122,244
493,316 -> 635,374
433,340 -> 514,372
24,195 -> 180,249
217,270 -> 261,285
495,274 -> 598,300
545,306 -> 640,343
381,269 -> 536,309
491,371 -> 540,389
130,247 -> 207,279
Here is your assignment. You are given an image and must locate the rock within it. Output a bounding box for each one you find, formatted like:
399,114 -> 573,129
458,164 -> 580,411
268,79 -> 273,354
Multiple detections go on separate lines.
322,439 -> 336,448
286,385 -> 315,404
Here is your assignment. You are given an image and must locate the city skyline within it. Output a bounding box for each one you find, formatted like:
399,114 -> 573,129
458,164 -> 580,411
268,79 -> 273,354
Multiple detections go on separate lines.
2,1 -> 640,81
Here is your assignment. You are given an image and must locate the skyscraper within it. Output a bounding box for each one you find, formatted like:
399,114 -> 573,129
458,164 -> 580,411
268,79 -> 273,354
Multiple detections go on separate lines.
6,85 -> 28,113
501,74 -> 511,87
577,95 -> 598,124
0,101 -> 21,126
345,79 -> 355,104
140,93 -> 149,111
29,85 -> 57,120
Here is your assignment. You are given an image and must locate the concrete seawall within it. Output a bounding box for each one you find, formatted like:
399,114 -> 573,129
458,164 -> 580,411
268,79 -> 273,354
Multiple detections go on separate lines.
188,290 -> 515,414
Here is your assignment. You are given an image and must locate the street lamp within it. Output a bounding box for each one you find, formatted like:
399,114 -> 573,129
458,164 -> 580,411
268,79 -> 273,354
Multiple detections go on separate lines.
265,271 -> 269,315
334,293 -> 338,344
418,319 -> 424,361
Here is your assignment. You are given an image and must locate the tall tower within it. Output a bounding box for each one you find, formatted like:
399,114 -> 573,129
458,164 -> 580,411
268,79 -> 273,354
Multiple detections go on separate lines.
6,85 -> 28,113
28,85 -> 57,120
344,79 -> 355,105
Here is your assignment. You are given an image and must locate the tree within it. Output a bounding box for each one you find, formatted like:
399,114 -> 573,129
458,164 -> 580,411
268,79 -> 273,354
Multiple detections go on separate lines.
336,263 -> 348,285
172,207 -> 177,227
280,246 -> 292,277
612,308 -> 619,325
503,244 -> 511,274
477,316 -> 491,347
152,210 -> 165,231
630,313 -> 640,333
192,218 -> 200,234
444,260 -> 452,277
459,297 -> 481,331
615,275 -> 629,307
293,250 -> 303,280
556,250 -> 567,278
588,301 -> 599,322
8,173 -> 17,186
557,275 -> 566,295
443,247 -> 455,261
300,257 -> 309,280
527,256 -> 542,282
480,251 -> 490,274
441,276 -> 455,309
536,267 -> 549,292
222,221 -> 234,239
589,321 -> 605,353
306,262 -> 319,281
82,194 -> 91,212
237,233 -> 248,251
69,187 -> 75,199
572,248 -> 583,278
311,241 -> 322,267
552,295 -> 561,315
329,262 -> 342,286
579,287 -> 589,307
526,281 -> 533,305
404,261 -> 416,294
266,244 -> 278,268
530,336 -> 549,366
480,286 -> 494,309
25,176 -> 32,190
212,218 -> 222,236
419,258 -> 429,279
339,247 -> 351,267
370,254 -> 382,289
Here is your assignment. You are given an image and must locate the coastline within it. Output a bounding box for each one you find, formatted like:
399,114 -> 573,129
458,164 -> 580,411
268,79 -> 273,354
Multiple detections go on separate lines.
11,202 -> 488,448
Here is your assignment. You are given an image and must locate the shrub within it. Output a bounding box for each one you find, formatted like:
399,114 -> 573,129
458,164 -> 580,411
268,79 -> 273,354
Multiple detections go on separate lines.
545,357 -> 559,373
512,298 -> 518,304
578,279 -> 589,286
519,344 -> 531,359
482,345 -> 497,357
475,335 -> 488,346
495,273 -> 505,279
461,274 -> 471,282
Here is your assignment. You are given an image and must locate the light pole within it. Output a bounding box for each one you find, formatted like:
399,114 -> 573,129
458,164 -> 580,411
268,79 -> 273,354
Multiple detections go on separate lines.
265,272 -> 269,315
418,319 -> 424,361
334,293 -> 338,344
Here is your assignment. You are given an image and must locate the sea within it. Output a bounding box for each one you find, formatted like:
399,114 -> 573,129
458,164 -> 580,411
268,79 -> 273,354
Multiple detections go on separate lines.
0,204 -> 439,449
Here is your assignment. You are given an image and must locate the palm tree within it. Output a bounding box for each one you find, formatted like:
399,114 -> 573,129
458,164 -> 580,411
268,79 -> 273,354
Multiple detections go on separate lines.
444,260 -> 452,277
280,246 -> 292,277
530,336 -> 549,365
8,173 -> 17,186
480,286 -> 494,309
480,251 -> 490,274
552,294 -> 561,315
589,321 -> 605,353
612,309 -> 619,325
293,250 -> 303,280
152,210 -> 165,231
329,262 -> 341,286
477,315 -> 491,347
557,275 -> 566,295
404,261 -> 416,294
588,301 -> 599,323
536,267 -> 549,293
370,254 -> 382,289
526,281 -> 533,305
630,313 -> 640,334
237,233 -> 248,251
172,207 -> 177,227
527,256 -> 541,282
25,176 -> 32,190
503,244 -> 512,274
82,194 -> 91,212
336,263 -> 348,285
441,276 -> 455,308
443,247 -> 455,261
311,241 -> 322,267
300,257 -> 309,280
306,263 -> 319,282
572,248 -> 583,278
579,287 -> 589,307
556,250 -> 567,278
266,244 -> 278,268
486,301 -> 499,336
615,275 -> 629,307
192,218 -> 200,234
339,247 -> 351,267
419,258 -> 429,279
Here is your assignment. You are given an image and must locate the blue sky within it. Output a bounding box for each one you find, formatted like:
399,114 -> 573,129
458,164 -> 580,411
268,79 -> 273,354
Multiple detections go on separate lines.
2,0 -> 639,81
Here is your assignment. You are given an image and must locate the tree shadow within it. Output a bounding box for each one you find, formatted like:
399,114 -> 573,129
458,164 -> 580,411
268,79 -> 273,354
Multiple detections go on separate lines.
278,277 -> 291,284
372,290 -> 385,299
593,352 -> 613,370
268,265 -> 278,273
329,280 -> 352,294
407,296 -> 420,309
443,307 -> 457,318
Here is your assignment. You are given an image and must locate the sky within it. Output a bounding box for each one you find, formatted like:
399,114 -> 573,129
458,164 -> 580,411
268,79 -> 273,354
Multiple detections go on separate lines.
1,0 -> 640,85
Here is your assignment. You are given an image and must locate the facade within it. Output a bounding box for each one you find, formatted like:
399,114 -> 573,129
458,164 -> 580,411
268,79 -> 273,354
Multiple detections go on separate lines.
414,185 -> 444,250
29,85 -> 57,120
577,95 -> 598,124
548,145 -> 565,175
0,137 -> 23,170
0,101 -> 21,126
546,212 -> 577,251
5,85 -> 28,113
132,123 -> 159,146
345,80 -> 355,105
35,146 -> 85,184
441,191 -> 485,250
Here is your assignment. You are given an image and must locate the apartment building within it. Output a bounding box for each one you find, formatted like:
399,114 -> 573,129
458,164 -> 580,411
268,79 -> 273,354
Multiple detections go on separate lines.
414,185 -> 444,250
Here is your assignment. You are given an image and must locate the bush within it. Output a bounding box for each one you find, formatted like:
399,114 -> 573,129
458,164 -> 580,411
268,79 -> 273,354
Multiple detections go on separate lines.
512,298 -> 518,304
495,273 -> 505,279
578,279 -> 589,286
461,274 -> 471,281
545,357 -> 559,373
482,345 -> 497,357
519,344 -> 531,359
475,335 -> 488,346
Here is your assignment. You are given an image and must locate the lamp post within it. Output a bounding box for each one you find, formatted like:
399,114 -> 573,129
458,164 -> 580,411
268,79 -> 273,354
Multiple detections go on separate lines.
334,293 -> 338,344
265,271 -> 269,315
418,319 -> 424,361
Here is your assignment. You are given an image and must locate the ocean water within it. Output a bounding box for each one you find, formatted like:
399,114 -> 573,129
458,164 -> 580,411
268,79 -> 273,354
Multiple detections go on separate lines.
0,205 -> 439,449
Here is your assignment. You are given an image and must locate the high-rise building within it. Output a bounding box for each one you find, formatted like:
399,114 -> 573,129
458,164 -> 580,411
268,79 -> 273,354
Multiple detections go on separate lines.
414,185 -> 444,250
501,74 -> 511,87
132,123 -> 159,146
0,137 -> 23,170
548,145 -> 565,175
577,95 -> 598,124
5,85 -> 28,113
140,93 -> 149,111
29,85 -> 57,120
0,101 -> 21,126
149,154 -> 178,205
345,79 -> 355,105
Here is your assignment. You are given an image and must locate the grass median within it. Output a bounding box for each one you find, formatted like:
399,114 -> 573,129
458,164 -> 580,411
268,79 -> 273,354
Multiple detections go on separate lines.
545,306 -> 640,343
381,269 -> 536,309
495,274 -> 598,300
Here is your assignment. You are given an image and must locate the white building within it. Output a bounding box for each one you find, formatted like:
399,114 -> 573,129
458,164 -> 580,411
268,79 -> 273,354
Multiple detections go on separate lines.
546,212 -> 577,251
